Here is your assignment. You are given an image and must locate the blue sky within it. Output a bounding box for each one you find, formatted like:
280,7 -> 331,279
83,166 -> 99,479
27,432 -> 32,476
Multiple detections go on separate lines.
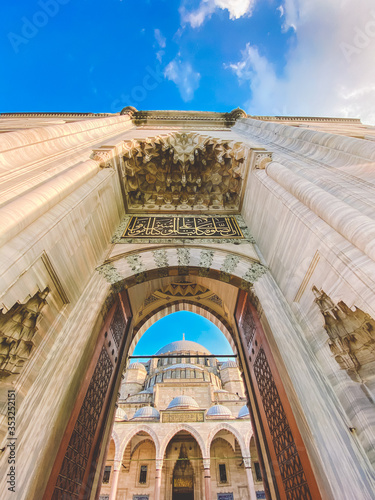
131,311 -> 234,361
2,0 -> 375,123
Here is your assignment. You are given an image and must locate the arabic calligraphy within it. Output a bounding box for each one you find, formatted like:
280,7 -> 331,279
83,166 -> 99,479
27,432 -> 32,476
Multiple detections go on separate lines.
123,216 -> 243,238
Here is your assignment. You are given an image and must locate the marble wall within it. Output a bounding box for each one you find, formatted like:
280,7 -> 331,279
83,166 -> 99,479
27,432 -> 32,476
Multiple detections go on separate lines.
0,112 -> 374,499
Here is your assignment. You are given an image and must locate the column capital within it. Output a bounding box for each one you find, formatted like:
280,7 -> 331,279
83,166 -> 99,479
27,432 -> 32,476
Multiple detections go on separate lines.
113,460 -> 122,471
155,458 -> 164,470
202,458 -> 211,469
243,456 -> 252,469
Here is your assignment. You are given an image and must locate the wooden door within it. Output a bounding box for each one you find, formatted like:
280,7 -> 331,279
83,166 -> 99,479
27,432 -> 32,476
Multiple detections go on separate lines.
235,290 -> 321,500
43,291 -> 132,500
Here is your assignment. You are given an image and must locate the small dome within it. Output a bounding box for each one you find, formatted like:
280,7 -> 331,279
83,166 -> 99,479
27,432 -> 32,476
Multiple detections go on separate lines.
133,406 -> 160,420
167,395 -> 199,410
164,363 -> 203,371
206,404 -> 232,418
115,407 -> 128,421
221,360 -> 237,369
238,405 -> 250,418
128,362 -> 147,371
156,340 -> 211,355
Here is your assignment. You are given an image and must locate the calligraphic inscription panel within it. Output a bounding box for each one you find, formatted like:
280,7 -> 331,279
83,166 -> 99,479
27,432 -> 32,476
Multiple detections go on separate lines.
123,216 -> 243,239
174,478 -> 193,489
217,494 -> 234,500
162,411 -> 205,423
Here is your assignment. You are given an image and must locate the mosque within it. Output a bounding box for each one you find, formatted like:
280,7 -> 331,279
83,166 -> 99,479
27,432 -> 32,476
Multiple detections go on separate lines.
0,109 -> 374,500
99,337 -> 263,500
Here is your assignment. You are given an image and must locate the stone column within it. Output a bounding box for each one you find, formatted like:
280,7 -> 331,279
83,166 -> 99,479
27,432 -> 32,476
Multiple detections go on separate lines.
154,458 -> 163,500
109,460 -> 121,500
243,457 -> 257,500
253,273 -> 375,499
203,458 -> 211,500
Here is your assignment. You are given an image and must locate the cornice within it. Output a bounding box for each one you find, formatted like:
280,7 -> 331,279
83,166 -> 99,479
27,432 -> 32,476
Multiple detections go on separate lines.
120,107 -> 247,128
0,112 -> 116,118
250,115 -> 361,123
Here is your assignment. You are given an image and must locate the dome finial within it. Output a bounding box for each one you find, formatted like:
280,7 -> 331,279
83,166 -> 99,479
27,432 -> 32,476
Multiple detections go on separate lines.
183,332 -> 185,341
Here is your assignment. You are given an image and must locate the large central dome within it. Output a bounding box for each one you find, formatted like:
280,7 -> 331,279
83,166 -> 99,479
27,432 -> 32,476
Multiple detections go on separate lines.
156,340 -> 211,355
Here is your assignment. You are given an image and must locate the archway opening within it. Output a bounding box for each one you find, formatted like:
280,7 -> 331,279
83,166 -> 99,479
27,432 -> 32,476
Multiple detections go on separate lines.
131,310 -> 235,362
164,430 -> 203,500
209,428 -> 252,500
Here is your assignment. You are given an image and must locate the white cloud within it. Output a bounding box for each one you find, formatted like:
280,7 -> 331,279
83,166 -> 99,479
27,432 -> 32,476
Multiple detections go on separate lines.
226,0 -> 375,124
181,0 -> 255,28
164,57 -> 201,101
154,29 -> 166,63
154,28 -> 166,48
156,50 -> 165,63
276,5 -> 284,18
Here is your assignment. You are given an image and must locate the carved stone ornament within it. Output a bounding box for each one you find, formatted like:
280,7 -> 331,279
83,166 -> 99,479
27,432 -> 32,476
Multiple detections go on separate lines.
0,288 -> 49,379
137,281 -> 225,320
121,133 -> 249,211
92,149 -> 114,168
253,152 -> 272,170
313,286 -> 375,379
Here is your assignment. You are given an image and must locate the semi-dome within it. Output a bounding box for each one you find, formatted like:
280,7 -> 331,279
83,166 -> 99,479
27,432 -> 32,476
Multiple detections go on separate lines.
221,360 -> 237,369
206,404 -> 232,418
128,362 -> 147,371
139,387 -> 154,394
156,340 -> 211,355
115,407 -> 128,421
238,405 -> 250,418
132,406 -> 160,420
167,395 -> 200,410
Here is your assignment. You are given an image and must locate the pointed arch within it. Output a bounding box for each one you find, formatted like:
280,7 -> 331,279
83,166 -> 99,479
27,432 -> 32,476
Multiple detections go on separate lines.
119,424 -> 161,459
160,424 -> 206,459
206,422 -> 248,458
129,300 -> 236,356
111,429 -> 122,461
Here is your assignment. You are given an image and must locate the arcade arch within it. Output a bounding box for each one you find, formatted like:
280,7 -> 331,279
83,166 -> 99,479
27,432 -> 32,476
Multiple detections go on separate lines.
206,422 -> 250,459
120,425 -> 161,459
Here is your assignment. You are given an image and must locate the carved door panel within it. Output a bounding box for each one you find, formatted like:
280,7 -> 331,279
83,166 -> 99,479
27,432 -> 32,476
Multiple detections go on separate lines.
44,291 -> 132,500
235,290 -> 321,500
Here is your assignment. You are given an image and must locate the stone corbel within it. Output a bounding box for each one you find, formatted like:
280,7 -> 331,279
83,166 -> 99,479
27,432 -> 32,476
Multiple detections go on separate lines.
92,147 -> 116,168
253,151 -> 273,170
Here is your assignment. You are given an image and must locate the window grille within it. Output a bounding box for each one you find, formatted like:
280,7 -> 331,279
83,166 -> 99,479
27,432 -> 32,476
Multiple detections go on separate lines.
219,464 -> 227,483
102,466 -> 111,484
139,465 -> 148,484
254,462 -> 262,482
